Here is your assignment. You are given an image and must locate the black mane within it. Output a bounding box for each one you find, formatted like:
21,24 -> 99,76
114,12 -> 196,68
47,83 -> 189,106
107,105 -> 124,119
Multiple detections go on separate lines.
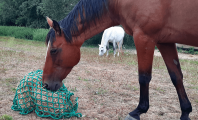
46,0 -> 109,45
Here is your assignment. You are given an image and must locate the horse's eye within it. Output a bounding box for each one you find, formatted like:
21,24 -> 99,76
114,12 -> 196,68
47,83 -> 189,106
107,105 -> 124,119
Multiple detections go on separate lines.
50,48 -> 58,54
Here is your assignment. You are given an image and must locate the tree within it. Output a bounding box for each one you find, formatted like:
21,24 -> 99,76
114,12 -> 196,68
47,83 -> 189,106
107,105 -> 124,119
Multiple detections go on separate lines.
0,0 -> 25,26
41,0 -> 80,21
0,0 -> 80,28
16,0 -> 46,28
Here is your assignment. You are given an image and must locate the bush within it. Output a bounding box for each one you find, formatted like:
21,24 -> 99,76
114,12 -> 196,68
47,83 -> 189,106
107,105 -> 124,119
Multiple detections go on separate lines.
0,26 -> 49,41
0,26 -> 33,40
83,32 -> 103,46
33,29 -> 49,41
123,33 -> 135,48
11,27 -> 33,40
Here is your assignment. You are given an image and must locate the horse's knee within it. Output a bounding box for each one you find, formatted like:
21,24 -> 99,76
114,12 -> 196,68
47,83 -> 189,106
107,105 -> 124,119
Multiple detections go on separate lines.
139,74 -> 152,85
169,70 -> 183,87
106,46 -> 109,50
113,46 -> 115,51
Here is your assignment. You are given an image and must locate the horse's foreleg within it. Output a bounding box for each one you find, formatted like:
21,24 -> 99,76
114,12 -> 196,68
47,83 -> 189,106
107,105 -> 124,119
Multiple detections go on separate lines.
106,42 -> 109,57
125,30 -> 155,120
120,40 -> 123,55
156,43 -> 192,120
117,42 -> 120,56
113,42 -> 116,57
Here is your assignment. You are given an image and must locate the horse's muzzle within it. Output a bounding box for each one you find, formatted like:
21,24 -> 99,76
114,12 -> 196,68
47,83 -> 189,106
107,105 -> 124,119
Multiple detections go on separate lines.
43,81 -> 63,91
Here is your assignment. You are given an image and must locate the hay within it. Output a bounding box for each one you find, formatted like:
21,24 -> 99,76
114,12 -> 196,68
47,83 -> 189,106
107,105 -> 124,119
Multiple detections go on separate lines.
11,70 -> 82,119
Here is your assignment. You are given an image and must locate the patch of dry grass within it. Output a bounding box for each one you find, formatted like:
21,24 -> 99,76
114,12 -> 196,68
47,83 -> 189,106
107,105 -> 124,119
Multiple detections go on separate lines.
81,47 -> 198,89
0,36 -> 198,120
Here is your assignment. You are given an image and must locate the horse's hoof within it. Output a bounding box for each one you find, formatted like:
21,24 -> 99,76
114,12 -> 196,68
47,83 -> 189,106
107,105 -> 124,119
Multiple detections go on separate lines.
124,114 -> 137,120
180,118 -> 191,120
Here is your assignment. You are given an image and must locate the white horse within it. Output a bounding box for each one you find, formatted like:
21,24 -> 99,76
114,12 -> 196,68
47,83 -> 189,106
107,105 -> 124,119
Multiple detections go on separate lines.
99,26 -> 125,57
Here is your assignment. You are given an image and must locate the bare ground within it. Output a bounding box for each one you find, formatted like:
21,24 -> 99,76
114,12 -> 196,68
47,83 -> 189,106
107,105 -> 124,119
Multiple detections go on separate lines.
0,37 -> 198,120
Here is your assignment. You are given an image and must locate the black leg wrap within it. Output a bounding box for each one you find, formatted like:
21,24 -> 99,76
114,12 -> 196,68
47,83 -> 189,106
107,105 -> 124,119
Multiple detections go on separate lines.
180,102 -> 192,120
139,74 -> 151,85
128,74 -> 151,120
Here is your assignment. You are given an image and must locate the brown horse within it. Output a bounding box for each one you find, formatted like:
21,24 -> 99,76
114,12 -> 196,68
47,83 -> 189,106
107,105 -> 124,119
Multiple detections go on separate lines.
43,0 -> 198,119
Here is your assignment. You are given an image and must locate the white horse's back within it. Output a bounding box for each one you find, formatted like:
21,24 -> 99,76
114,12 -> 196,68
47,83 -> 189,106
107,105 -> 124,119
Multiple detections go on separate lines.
102,26 -> 125,43
99,26 -> 125,57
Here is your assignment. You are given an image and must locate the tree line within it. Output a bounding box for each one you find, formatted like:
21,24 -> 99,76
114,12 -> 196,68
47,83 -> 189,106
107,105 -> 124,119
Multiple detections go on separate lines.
0,0 -> 135,47
0,0 -> 80,28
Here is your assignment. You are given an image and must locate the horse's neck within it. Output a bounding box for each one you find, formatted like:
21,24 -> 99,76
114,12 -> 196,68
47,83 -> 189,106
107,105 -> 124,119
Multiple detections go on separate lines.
74,8 -> 119,45
101,39 -> 107,47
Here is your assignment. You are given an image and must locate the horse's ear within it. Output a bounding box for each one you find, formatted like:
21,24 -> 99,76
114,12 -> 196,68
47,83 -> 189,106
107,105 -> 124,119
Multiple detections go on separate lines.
46,16 -> 61,35
46,16 -> 53,28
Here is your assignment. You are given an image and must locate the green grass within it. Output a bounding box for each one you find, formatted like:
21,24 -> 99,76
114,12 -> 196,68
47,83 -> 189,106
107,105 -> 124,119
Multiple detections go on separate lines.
177,47 -> 198,55
0,114 -> 13,120
96,88 -> 107,95
70,87 -> 78,92
156,87 -> 165,92
80,47 -> 198,89
0,36 -> 45,50
0,36 -> 198,119
188,86 -> 198,90
0,26 -> 49,41
33,28 -> 49,41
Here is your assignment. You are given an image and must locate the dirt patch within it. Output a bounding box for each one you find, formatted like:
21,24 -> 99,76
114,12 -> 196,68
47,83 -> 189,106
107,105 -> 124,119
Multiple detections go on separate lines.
0,41 -> 198,120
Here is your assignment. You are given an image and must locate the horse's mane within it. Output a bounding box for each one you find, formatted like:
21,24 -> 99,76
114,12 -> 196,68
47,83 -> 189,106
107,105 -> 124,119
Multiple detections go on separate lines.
46,0 -> 109,45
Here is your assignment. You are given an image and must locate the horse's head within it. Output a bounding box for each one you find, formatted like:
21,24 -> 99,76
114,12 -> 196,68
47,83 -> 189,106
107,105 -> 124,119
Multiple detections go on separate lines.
98,44 -> 106,56
42,17 -> 81,91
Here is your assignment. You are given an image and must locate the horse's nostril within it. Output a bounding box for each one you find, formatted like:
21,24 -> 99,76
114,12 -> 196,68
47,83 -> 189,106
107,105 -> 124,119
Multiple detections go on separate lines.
43,82 -> 60,91
43,83 -> 48,89
55,84 -> 59,91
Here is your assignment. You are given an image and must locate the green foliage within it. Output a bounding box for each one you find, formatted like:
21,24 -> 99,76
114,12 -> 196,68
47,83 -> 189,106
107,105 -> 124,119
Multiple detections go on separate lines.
0,0 -> 80,28
33,28 -> 49,41
177,47 -> 198,55
0,26 -> 33,39
83,32 -> 103,46
0,0 -> 135,47
16,0 -> 47,28
41,0 -> 80,21
123,33 -> 135,48
188,47 -> 195,54
0,0 -> 46,27
0,26 -> 48,41
0,114 -> 13,120
0,25 -> 135,47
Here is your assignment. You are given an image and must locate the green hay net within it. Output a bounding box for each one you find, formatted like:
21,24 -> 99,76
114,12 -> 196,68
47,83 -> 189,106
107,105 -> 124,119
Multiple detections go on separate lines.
11,70 -> 82,119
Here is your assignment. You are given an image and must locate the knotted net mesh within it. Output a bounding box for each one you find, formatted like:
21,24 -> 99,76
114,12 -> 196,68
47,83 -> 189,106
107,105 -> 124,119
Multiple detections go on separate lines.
11,70 -> 82,119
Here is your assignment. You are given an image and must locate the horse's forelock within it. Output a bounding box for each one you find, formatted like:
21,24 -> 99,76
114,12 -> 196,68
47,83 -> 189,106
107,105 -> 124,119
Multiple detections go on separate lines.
45,29 -> 55,46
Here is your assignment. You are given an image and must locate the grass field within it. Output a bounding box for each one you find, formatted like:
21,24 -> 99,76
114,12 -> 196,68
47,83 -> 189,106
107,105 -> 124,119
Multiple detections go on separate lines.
0,36 -> 198,120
